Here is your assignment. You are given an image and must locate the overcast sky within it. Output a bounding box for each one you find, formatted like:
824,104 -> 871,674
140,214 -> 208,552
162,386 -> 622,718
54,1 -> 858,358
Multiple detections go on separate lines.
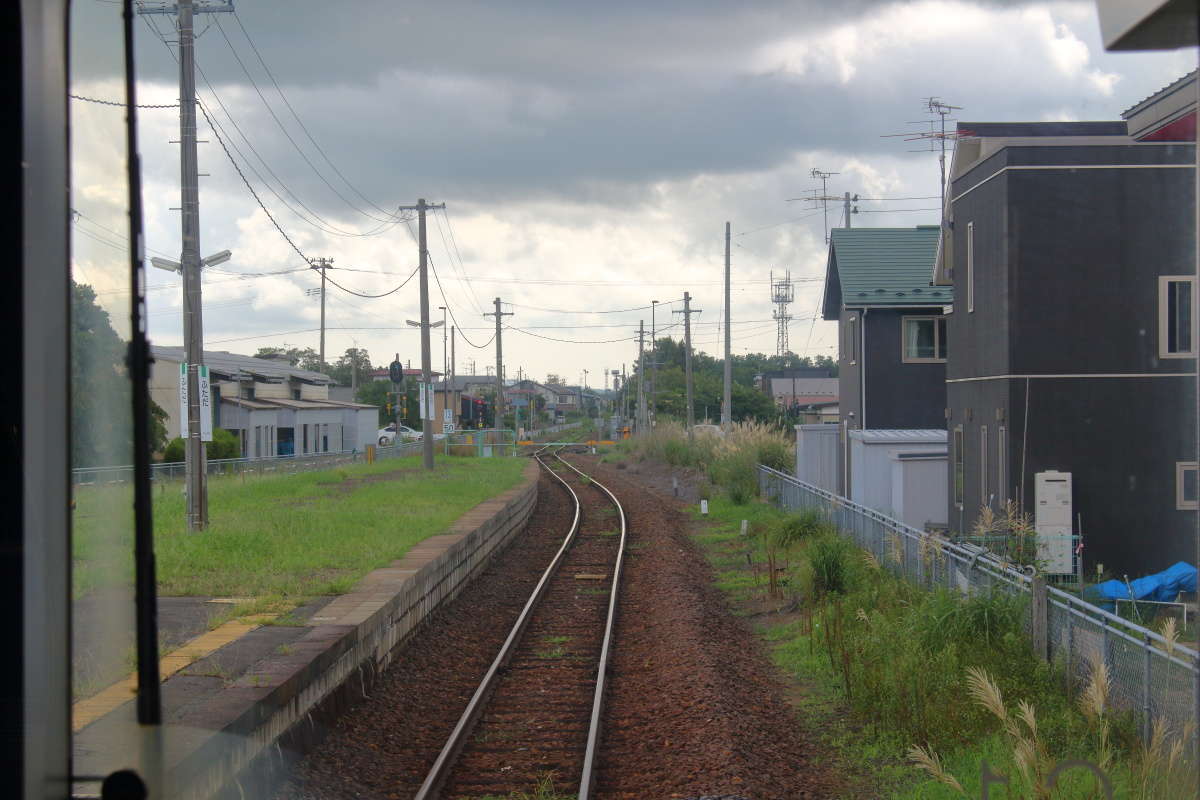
70,0 -> 1196,390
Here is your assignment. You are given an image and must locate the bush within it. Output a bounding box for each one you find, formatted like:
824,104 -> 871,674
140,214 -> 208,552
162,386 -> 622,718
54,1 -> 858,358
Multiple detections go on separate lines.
162,427 -> 241,462
726,472 -> 758,505
809,533 -> 854,596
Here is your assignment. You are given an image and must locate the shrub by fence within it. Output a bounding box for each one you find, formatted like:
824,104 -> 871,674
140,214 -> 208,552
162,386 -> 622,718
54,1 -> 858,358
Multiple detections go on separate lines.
759,465 -> 1200,752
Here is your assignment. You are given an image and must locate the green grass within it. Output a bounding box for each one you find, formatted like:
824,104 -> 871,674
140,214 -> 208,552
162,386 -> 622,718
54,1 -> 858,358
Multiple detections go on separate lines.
73,456 -> 527,607
689,495 -> 1193,799
476,773 -> 575,800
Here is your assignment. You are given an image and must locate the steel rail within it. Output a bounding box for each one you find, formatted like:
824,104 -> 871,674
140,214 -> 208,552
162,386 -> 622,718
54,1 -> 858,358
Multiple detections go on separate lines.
413,445 -> 585,800
553,451 -> 628,800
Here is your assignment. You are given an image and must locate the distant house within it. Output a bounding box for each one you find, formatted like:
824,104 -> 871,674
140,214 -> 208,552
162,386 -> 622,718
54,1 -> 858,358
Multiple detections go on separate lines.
545,384 -> 578,416
933,105 -> 1195,574
151,347 -> 379,457
821,225 -> 950,433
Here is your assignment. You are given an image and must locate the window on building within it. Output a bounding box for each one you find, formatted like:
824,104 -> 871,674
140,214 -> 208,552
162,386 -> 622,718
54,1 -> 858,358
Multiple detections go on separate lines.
1160,276 -> 1196,358
1178,461 -> 1198,510
847,314 -> 858,365
980,425 -> 989,508
902,316 -> 948,362
966,221 -> 974,313
953,425 -> 964,509
254,425 -> 262,458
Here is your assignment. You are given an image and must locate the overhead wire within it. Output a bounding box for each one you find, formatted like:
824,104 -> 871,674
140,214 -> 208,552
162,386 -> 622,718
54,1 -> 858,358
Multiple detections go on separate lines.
510,299 -> 681,315
197,97 -> 421,299
229,11 -> 406,223
438,208 -> 485,314
142,13 -> 403,239
213,15 -> 406,225
427,254 -> 496,349
432,210 -> 486,318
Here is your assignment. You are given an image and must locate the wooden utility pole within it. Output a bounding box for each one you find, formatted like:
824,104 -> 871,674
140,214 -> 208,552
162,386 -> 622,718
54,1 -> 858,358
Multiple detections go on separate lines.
636,322 -> 648,432
675,292 -> 701,441
722,222 -> 732,429
398,198 -> 445,470
310,257 -> 334,366
484,297 -> 513,427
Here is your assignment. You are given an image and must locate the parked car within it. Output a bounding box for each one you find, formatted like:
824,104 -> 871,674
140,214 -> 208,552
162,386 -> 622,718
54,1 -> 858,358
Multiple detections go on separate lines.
378,423 -> 422,446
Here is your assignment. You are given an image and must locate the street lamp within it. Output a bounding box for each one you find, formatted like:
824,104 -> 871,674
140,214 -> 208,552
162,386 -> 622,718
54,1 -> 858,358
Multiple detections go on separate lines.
149,247 -> 231,531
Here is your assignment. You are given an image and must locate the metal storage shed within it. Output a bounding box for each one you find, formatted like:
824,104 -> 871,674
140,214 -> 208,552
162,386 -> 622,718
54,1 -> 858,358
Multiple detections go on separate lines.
849,429 -> 948,529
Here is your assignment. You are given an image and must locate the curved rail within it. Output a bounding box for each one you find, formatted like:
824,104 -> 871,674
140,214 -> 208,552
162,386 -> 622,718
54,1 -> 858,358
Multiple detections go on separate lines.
413,446 -> 585,800
553,451 -> 628,800
412,446 -> 627,800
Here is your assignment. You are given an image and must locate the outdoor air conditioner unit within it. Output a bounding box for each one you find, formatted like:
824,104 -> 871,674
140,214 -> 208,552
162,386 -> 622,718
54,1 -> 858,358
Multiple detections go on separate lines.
1035,471 -> 1074,575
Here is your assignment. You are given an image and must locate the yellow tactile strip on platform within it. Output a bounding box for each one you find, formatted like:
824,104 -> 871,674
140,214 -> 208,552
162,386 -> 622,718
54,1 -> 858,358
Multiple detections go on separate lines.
72,614 -> 274,732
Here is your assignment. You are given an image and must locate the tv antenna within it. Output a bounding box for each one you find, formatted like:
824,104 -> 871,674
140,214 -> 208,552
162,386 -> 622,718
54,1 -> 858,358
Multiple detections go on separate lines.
883,97 -> 963,217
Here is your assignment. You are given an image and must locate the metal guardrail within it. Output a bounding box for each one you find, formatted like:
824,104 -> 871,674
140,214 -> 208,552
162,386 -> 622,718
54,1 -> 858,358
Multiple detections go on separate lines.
759,465 -> 1200,749
73,440 -> 427,486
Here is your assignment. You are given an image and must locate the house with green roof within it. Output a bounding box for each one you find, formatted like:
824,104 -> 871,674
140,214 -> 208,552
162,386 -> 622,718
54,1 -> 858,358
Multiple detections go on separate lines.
821,225 -> 950,438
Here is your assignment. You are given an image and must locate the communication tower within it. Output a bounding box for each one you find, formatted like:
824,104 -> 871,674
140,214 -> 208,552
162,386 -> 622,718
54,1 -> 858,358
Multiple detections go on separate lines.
771,270 -> 795,356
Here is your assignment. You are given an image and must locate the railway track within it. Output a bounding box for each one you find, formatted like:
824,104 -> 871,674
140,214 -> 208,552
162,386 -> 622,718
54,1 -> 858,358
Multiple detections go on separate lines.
413,447 -> 627,800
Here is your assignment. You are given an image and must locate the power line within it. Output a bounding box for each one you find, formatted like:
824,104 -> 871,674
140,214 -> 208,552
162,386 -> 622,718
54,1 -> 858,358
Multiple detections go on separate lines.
438,208 -> 485,315
734,209 -> 825,238
510,299 -> 681,315
427,254 -> 496,349
213,15 -> 405,225
141,15 -> 400,240
505,325 -> 636,345
70,93 -> 179,109
228,11 -> 405,223
856,208 -> 941,213
198,97 -> 420,299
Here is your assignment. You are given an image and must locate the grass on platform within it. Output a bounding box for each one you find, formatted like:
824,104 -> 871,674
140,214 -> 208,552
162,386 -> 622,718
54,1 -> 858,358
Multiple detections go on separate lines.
73,456 -> 527,609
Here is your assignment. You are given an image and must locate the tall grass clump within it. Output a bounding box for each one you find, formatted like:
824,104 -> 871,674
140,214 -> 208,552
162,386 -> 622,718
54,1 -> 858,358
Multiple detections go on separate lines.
809,533 -> 855,596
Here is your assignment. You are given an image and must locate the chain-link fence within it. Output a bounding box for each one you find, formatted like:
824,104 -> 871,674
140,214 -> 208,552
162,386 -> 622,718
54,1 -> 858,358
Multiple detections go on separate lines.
760,465 -> 1199,749
73,441 -> 426,486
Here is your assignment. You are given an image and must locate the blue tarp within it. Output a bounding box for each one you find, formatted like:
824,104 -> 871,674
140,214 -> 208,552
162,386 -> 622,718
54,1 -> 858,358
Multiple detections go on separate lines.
1087,561 -> 1197,612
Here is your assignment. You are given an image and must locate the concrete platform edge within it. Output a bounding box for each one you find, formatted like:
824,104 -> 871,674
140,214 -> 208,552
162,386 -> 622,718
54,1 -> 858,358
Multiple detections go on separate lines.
165,460 -> 541,800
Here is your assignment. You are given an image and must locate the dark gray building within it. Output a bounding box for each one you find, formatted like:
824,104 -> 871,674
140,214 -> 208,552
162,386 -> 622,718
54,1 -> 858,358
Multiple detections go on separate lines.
822,225 -> 950,433
934,112 -> 1196,575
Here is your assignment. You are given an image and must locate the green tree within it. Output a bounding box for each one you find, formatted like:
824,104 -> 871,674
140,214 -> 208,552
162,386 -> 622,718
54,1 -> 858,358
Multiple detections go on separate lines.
252,345 -> 324,372
72,281 -> 169,465
329,347 -> 373,387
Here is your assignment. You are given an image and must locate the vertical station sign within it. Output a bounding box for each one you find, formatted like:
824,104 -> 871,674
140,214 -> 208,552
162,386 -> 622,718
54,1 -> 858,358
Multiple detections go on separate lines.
198,365 -> 213,442
178,362 -> 189,432
178,362 -> 214,442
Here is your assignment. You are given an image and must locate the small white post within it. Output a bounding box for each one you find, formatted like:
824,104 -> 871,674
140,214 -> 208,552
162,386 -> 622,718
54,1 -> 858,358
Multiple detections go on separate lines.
740,519 -> 749,537
700,499 -> 709,515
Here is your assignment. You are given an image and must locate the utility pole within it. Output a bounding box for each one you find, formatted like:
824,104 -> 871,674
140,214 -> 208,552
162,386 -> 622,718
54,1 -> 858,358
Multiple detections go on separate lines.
622,363 -> 629,424
140,0 -> 234,531
722,222 -> 732,430
650,299 -> 659,428
674,292 -> 702,441
450,325 -> 456,425
484,297 -> 513,428
310,257 -> 334,367
399,198 -> 446,470
636,322 -> 648,432
844,192 -> 854,229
